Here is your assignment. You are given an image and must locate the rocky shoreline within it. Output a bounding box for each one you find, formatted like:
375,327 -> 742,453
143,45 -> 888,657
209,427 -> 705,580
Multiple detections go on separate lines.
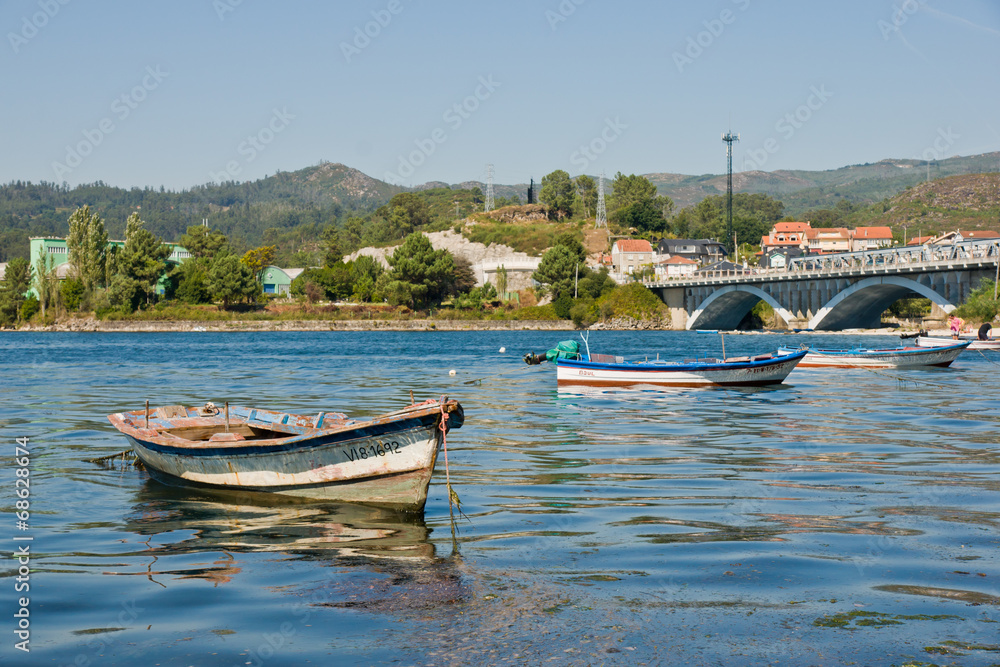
5,317 -> 944,336
9,318 -> 578,333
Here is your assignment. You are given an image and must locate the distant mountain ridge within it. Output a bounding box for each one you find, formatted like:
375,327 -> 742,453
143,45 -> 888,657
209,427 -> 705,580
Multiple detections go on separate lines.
642,152 -> 1000,214
1,153 -> 997,262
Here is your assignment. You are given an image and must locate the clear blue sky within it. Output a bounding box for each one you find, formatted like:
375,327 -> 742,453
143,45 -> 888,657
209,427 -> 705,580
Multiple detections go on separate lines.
2,0 -> 998,191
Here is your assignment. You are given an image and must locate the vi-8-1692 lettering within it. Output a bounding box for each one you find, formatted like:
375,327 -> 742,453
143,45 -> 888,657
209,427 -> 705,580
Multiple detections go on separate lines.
343,440 -> 401,462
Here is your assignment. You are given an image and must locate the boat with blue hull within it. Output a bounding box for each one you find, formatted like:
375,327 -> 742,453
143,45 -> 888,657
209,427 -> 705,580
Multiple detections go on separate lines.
107,398 -> 463,509
551,350 -> 807,388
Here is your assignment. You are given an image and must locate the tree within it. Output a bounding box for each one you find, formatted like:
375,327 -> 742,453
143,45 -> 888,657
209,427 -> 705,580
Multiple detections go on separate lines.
241,245 -> 277,281
180,225 -> 228,259
291,265 -> 353,301
495,264 -> 508,301
553,232 -> 586,264
616,199 -> 669,235
0,256 -> 31,324
34,249 -> 58,318
350,255 -> 383,302
65,205 -> 108,294
577,267 -> 616,300
207,253 -> 261,307
60,278 -> 85,311
451,256 -> 477,296
533,245 -> 580,298
117,213 -> 170,307
385,233 -> 455,309
540,170 -> 576,220
675,193 -> 784,247
375,193 -> 432,241
611,172 -> 658,212
173,259 -> 212,304
575,175 -> 597,218
322,226 -> 343,268
610,173 -> 674,227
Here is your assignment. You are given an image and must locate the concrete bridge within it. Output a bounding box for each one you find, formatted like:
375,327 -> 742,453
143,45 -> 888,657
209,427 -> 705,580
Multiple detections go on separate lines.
645,239 -> 1000,330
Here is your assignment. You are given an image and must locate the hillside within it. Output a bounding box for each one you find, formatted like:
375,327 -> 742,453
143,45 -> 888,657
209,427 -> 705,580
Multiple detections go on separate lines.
3,152 -> 999,263
645,152 -> 1000,215
0,162 -> 404,260
845,173 -> 1000,238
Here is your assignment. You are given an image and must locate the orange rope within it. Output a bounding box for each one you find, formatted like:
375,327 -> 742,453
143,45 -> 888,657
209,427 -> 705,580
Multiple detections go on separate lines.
439,396 -> 451,494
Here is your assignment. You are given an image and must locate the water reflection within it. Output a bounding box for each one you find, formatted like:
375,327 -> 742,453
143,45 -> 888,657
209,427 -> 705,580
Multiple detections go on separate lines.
108,482 -> 439,587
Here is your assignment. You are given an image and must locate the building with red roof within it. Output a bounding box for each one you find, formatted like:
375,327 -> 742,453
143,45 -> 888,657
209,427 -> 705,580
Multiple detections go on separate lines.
850,226 -> 894,251
611,239 -> 654,277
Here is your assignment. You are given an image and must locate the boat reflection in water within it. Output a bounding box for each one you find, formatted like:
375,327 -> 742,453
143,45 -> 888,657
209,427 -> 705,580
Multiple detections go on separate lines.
113,482 -> 450,594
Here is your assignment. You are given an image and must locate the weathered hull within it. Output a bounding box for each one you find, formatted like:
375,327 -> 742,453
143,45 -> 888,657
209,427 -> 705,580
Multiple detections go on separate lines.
143,464 -> 438,508
914,336 -> 1000,351
555,350 -> 806,387
108,400 -> 463,509
778,343 -> 969,369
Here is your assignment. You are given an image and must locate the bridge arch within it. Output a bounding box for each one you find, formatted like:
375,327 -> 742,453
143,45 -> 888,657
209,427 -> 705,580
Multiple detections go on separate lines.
808,276 -> 955,330
687,285 -> 795,330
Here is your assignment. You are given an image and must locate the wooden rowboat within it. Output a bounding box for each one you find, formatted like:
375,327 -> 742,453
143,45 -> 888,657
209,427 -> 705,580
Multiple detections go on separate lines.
776,341 -> 970,369
107,398 -> 464,509
552,349 -> 807,388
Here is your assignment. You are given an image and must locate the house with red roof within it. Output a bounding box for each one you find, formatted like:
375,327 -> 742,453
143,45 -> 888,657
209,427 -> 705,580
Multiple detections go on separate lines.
960,230 -> 1000,239
760,222 -> 811,255
806,227 -> 851,253
653,254 -> 698,280
611,239 -> 654,277
850,226 -> 894,251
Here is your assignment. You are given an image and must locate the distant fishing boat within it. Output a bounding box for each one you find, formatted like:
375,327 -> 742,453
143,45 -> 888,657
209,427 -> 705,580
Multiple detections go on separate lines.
107,397 -> 464,509
911,334 -> 1000,351
525,339 -> 806,388
776,341 -> 970,369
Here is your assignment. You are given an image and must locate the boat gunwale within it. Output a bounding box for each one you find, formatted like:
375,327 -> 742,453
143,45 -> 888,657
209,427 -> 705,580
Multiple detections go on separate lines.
555,348 -> 807,373
108,401 -> 462,457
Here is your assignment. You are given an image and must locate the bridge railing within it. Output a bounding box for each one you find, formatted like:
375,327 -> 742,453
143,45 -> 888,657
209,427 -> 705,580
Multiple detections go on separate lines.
643,239 -> 1000,288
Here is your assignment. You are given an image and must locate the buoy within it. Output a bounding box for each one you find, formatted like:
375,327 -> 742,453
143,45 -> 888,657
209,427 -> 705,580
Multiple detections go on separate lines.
499,347 -> 506,353
449,369 -> 456,376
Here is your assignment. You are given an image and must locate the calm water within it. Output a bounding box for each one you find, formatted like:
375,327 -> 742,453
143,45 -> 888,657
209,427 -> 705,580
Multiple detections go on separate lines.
1,330 -> 998,666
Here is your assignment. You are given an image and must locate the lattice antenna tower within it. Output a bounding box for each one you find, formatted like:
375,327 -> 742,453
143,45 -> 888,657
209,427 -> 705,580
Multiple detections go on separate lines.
722,131 -> 740,256
595,172 -> 607,229
484,164 -> 495,212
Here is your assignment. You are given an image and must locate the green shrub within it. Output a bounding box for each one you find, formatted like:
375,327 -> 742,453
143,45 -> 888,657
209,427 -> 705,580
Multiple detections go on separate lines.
595,282 -> 666,320
19,295 -> 40,322
954,278 -> 999,322
511,304 -> 559,320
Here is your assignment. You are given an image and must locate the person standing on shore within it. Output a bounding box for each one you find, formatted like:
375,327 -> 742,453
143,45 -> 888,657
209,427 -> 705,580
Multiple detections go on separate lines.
949,316 -> 965,339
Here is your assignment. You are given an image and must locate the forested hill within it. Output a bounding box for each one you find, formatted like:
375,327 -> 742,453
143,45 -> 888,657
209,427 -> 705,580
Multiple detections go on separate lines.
3,152 -> 999,263
645,151 -> 1000,214
0,162 -> 405,261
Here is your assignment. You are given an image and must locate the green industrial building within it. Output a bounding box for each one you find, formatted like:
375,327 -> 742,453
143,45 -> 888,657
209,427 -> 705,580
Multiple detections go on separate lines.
28,237 -> 191,297
261,266 -> 304,295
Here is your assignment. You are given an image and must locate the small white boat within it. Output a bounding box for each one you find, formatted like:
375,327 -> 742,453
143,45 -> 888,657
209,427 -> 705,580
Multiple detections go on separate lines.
547,349 -> 807,388
912,335 -> 1000,351
107,398 -> 464,509
777,341 -> 970,369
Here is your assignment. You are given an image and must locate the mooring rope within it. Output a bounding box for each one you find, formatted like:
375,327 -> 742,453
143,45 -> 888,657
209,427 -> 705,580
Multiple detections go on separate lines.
461,363 -> 538,386
976,348 -> 1000,365
439,397 -> 469,535
89,449 -> 144,469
